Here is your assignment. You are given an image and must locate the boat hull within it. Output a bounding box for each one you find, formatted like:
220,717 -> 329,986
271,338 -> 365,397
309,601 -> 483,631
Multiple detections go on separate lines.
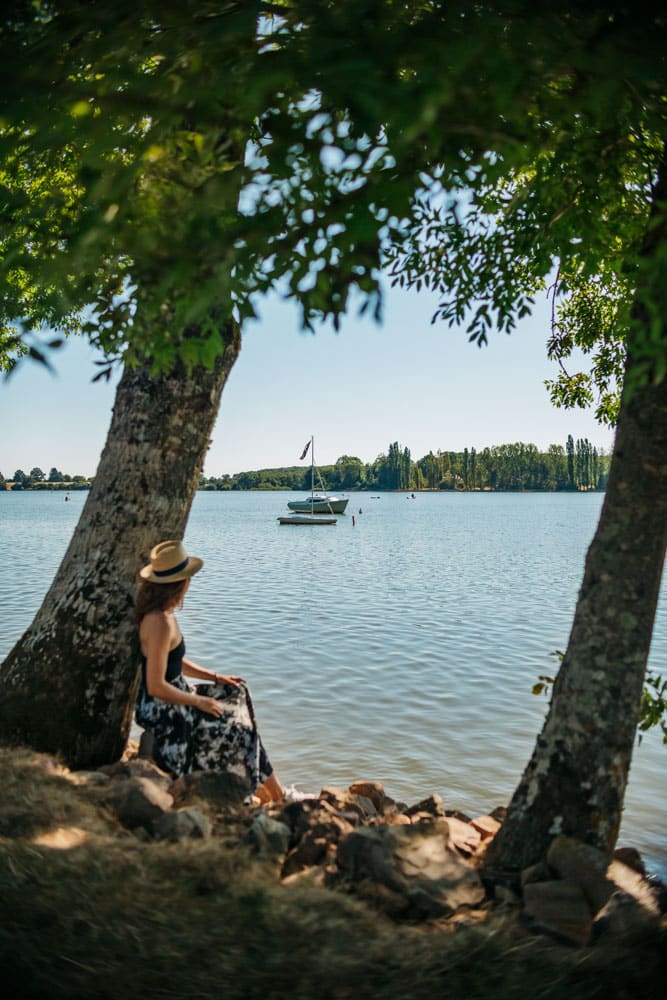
278,514 -> 337,525
287,496 -> 349,514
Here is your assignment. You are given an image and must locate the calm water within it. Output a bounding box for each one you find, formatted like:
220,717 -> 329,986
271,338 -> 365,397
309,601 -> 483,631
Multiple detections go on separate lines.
1,490 -> 665,878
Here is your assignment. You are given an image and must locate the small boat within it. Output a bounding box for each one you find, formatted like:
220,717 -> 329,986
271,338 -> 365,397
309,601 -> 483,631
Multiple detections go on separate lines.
285,436 -> 349,516
278,514 -> 337,526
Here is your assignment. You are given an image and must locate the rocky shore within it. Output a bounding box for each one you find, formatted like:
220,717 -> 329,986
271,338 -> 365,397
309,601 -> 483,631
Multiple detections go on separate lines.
1,743 -> 665,998
37,741 -> 667,946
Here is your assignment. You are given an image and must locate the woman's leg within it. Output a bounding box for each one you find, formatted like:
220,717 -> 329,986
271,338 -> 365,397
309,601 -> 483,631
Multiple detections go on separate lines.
255,772 -> 285,804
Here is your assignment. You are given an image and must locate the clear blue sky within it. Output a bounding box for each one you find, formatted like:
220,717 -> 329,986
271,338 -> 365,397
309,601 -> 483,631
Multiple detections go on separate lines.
0,281 -> 614,479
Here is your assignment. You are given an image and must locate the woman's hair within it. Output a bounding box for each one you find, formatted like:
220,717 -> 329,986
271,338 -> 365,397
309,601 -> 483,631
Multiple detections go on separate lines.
135,579 -> 189,622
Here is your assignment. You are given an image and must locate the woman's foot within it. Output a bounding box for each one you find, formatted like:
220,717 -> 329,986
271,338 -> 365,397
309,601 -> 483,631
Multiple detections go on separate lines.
281,784 -> 317,803
253,774 -> 317,806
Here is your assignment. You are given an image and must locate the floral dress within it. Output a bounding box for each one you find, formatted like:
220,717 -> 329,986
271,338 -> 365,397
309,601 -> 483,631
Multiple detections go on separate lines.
135,636 -> 273,788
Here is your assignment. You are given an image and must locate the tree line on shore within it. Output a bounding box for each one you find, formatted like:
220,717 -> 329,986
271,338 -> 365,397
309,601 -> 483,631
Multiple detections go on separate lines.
200,435 -> 609,493
1,467 -> 91,490
3,435 -> 608,494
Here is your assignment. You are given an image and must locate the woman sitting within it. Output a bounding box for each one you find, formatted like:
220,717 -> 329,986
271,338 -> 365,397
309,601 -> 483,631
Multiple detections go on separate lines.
135,538 -> 291,806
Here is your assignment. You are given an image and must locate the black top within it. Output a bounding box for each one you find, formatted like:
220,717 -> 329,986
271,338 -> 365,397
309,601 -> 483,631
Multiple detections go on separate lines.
141,636 -> 185,687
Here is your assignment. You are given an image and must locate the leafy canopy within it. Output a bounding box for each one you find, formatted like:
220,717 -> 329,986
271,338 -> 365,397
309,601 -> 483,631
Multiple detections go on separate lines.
255,1 -> 667,421
1,1 -> 666,412
1,1 -> 270,371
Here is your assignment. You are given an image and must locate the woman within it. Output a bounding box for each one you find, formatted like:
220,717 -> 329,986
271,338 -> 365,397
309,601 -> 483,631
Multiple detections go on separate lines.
134,538 -> 290,805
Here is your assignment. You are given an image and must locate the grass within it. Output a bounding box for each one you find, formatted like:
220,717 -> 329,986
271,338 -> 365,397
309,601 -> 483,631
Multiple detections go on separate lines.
0,748 -> 664,1000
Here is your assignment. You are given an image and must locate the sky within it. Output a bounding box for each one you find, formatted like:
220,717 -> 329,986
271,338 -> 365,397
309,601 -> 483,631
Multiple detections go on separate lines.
0,281 -> 615,480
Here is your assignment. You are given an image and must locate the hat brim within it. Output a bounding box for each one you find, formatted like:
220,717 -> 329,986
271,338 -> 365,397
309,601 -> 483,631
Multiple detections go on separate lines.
139,556 -> 203,584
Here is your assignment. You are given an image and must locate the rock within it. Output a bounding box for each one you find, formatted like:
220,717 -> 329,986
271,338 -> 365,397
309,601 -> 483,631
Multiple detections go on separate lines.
348,780 -> 386,811
282,832 -> 330,876
319,786 -> 374,820
105,777 -> 173,831
607,859 -> 661,916
276,800 -> 347,839
309,814 -> 356,844
522,880 -> 593,947
444,808 -> 473,823
97,758 -> 171,787
547,836 -> 661,920
613,846 -> 646,876
246,812 -> 292,858
405,794 -> 445,819
169,770 -> 251,807
338,827 -> 403,893
386,813 -> 411,826
353,794 -> 378,817
444,816 -> 482,855
279,806 -> 355,877
153,808 -> 212,842
337,821 -> 485,919
648,875 -> 667,915
592,889 -> 660,939
521,861 -> 553,887
274,798 -> 315,832
379,797 -> 400,817
315,799 -> 361,827
409,810 -> 440,825
470,815 -> 502,841
319,785 -> 354,808
546,836 -> 613,913
125,759 -> 173,787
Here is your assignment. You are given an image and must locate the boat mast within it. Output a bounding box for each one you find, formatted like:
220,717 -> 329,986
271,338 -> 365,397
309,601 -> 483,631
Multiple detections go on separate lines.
311,435 -> 315,500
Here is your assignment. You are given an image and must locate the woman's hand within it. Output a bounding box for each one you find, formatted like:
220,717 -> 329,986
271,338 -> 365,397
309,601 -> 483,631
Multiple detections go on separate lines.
215,674 -> 244,687
195,695 -> 225,717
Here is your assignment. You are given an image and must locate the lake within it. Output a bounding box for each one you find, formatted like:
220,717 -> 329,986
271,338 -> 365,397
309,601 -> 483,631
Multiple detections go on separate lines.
1,489 -> 665,879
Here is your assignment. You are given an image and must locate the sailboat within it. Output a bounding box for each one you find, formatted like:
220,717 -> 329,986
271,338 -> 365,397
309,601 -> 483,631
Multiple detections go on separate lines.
277,437 -> 348,524
287,436 -> 349,514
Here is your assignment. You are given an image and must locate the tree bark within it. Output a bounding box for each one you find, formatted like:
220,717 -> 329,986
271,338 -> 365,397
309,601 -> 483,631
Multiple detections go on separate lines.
0,329 -> 240,768
486,170 -> 667,876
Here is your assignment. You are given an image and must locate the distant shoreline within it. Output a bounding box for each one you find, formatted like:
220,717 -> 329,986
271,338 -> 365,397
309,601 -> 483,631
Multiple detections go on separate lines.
2,484 -> 605,494
2,482 -> 91,491
3,437 -> 609,494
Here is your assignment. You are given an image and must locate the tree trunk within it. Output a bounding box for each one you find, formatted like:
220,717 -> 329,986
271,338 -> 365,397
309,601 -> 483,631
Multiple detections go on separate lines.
0,329 -> 240,768
486,174 -> 667,875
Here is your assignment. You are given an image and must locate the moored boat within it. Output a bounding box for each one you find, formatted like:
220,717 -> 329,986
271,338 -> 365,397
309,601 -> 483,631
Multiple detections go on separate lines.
287,494 -> 348,514
277,514 -> 337,525
280,436 -> 348,522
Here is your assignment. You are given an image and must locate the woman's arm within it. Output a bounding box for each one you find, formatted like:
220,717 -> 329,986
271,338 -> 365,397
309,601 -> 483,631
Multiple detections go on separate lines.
182,656 -> 243,687
141,614 -> 224,717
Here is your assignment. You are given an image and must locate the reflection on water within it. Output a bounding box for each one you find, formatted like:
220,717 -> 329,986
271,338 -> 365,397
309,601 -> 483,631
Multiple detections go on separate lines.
1,489 -> 665,878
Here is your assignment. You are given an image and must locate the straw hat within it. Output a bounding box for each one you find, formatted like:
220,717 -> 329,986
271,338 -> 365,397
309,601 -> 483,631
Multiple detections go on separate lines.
139,540 -> 203,584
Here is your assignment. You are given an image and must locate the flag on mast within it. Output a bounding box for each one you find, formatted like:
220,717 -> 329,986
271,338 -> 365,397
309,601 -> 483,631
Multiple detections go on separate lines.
299,439 -> 311,461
